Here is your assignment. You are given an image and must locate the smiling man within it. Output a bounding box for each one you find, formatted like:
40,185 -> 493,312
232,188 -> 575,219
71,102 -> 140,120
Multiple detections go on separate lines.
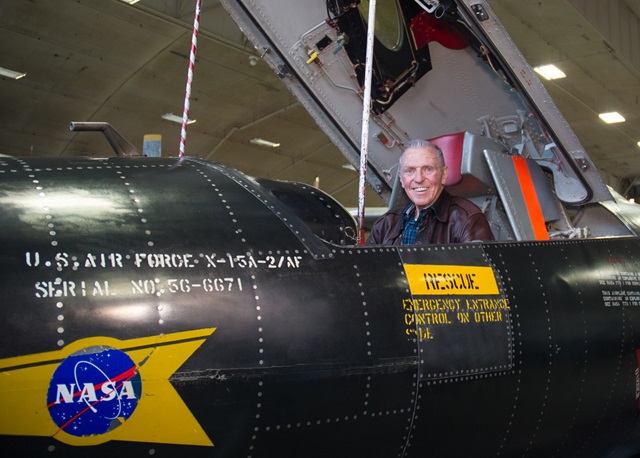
367,139 -> 494,245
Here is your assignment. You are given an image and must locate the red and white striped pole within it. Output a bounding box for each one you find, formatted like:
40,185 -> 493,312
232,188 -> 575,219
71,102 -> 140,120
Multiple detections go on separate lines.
179,0 -> 202,157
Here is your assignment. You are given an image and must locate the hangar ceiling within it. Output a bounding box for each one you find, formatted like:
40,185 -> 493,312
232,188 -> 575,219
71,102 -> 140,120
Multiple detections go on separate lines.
1,0 -> 639,207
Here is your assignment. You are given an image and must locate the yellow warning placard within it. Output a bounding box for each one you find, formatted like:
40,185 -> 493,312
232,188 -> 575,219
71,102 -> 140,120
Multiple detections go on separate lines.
404,264 -> 499,295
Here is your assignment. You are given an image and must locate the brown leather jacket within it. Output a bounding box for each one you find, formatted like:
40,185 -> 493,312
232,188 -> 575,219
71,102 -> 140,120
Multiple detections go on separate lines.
367,191 -> 494,245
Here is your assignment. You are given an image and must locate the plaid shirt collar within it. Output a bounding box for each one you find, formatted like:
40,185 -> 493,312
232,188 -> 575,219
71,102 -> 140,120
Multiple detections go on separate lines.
401,203 -> 429,245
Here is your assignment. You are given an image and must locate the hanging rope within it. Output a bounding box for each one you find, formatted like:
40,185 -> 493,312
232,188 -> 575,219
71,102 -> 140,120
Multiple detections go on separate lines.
356,0 -> 377,244
179,0 -> 202,157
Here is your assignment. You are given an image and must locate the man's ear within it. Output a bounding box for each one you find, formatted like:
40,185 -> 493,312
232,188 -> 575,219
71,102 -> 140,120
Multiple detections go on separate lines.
441,166 -> 449,185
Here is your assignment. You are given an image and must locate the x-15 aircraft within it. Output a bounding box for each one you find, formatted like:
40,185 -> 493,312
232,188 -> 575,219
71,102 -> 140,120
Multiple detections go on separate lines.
2,0 -> 640,456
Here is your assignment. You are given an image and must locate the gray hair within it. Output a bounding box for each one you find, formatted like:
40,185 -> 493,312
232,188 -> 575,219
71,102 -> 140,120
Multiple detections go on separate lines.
399,139 -> 446,172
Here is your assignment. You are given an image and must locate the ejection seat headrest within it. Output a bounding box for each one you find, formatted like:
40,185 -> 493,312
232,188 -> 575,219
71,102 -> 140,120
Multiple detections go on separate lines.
427,132 -> 465,187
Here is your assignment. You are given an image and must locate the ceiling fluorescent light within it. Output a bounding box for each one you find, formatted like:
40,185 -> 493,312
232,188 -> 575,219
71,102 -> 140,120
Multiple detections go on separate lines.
161,113 -> 195,124
250,138 -> 280,148
0,66 -> 26,80
120,0 -> 141,4
533,64 -> 566,80
598,112 -> 625,124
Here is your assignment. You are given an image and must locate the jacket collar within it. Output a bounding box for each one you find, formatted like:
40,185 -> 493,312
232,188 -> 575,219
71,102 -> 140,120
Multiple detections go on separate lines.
431,190 -> 451,222
403,190 -> 451,223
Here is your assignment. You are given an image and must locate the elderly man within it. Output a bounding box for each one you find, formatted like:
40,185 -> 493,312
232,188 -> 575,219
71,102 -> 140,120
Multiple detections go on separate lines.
368,139 -> 494,245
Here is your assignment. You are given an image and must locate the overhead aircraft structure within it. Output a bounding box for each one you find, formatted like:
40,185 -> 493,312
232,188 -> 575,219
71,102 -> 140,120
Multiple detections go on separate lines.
2,0 -> 640,456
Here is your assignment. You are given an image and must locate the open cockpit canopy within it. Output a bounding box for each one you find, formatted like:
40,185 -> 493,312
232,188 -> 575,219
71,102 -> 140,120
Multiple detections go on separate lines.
221,0 -> 640,240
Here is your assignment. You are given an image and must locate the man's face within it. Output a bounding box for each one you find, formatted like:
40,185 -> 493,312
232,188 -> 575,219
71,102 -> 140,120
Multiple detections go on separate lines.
399,146 -> 448,212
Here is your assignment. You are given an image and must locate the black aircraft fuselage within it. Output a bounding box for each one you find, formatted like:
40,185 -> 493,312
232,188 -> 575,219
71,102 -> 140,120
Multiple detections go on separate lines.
3,0 -> 640,456
1,155 -> 640,457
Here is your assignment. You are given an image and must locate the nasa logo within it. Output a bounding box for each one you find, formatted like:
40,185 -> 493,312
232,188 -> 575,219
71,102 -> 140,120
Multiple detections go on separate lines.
46,346 -> 142,437
2,328 -> 215,446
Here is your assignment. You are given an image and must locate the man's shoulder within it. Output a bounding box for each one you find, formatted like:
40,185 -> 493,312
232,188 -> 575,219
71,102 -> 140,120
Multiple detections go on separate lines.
372,205 -> 405,223
433,191 -> 483,221
367,205 -> 405,245
447,194 -> 484,216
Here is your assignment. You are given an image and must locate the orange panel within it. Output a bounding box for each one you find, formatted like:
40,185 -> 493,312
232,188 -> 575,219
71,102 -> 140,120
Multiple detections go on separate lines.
512,156 -> 549,240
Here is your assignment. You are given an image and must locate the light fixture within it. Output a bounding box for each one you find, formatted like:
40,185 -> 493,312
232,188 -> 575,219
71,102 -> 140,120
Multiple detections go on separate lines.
637,141 -> 640,148
341,164 -> 356,171
161,113 -> 196,124
0,66 -> 26,80
533,64 -> 566,80
120,0 -> 141,5
598,112 -> 625,124
250,138 -> 280,148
